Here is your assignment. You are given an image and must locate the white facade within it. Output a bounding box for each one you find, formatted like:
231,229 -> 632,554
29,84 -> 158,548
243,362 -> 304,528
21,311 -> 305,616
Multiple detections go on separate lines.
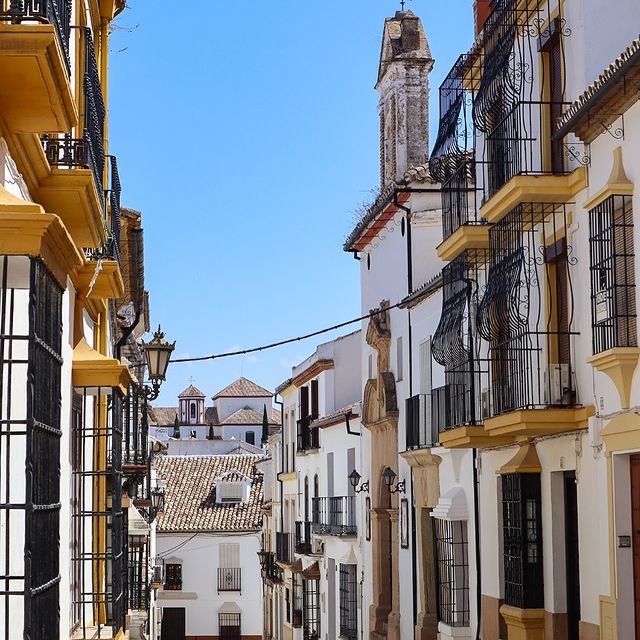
155,532 -> 262,639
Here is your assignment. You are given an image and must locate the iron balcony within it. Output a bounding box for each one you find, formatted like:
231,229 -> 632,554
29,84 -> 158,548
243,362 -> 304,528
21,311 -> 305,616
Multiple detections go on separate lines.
311,496 -> 356,536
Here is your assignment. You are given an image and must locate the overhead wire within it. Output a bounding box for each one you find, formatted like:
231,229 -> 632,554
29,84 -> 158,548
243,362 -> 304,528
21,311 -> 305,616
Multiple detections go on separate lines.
170,300 -> 406,364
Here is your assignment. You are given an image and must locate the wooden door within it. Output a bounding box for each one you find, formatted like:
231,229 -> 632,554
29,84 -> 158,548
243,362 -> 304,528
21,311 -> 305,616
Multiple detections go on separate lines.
631,455 -> 640,638
161,607 -> 185,640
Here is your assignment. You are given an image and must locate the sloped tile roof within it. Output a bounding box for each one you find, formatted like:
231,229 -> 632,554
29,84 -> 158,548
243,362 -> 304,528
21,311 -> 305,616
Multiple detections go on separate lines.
205,407 -> 219,424
221,407 -> 280,426
212,377 -> 272,399
178,384 -> 206,398
148,407 -> 178,426
156,454 -> 264,533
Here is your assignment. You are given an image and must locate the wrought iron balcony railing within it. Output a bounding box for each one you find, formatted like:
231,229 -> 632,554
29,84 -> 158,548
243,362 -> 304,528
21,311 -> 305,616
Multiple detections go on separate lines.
218,567 -> 241,592
0,0 -> 72,71
477,202 -> 578,415
42,27 -> 105,209
312,496 -> 356,536
107,155 -> 122,262
295,520 -> 312,554
276,532 -> 293,564
297,415 -> 319,452
123,385 -> 148,468
429,54 -> 481,241
482,100 -> 572,200
263,552 -> 282,583
431,383 -> 482,434
405,393 -> 438,449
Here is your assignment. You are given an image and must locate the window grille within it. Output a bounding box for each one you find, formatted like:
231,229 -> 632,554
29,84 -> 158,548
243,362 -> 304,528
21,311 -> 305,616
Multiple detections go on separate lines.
0,257 -> 63,638
434,519 -> 470,627
71,386 -> 126,637
502,473 -> 543,609
432,254 -> 488,429
302,579 -> 320,640
128,535 -> 149,610
165,564 -> 182,590
589,194 -> 637,353
339,564 -> 358,639
219,612 -> 241,640
477,202 -> 577,415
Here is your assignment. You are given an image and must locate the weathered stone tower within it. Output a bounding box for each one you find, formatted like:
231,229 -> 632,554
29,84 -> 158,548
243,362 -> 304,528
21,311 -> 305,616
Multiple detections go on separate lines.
376,11 -> 434,188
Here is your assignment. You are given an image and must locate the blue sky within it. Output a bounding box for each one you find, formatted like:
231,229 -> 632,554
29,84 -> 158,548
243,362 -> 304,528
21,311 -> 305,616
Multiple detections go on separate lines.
108,1 -> 474,406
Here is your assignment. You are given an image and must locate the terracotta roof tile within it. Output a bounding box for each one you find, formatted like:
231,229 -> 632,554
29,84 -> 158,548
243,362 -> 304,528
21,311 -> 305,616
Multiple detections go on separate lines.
148,407 -> 178,426
178,384 -> 206,398
221,407 -> 279,426
212,377 -> 272,399
156,454 -> 264,533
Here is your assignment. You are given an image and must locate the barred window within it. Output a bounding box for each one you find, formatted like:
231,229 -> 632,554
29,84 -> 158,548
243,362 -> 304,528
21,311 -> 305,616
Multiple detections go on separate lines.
303,579 -> 320,640
219,612 -> 241,640
502,473 -> 543,609
589,194 -> 637,353
434,519 -> 469,627
339,564 -> 358,639
165,563 -> 182,590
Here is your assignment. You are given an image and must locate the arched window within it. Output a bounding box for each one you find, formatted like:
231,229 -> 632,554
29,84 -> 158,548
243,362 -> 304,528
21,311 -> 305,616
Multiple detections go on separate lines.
190,403 -> 196,420
304,477 -> 309,522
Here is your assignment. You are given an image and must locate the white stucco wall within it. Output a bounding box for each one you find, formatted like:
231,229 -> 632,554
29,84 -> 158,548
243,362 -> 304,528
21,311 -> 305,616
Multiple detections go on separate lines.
156,532 -> 262,638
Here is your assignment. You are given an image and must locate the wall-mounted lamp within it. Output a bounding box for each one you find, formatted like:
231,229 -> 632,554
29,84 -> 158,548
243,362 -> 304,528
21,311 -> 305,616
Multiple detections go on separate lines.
382,467 -> 405,494
349,469 -> 369,494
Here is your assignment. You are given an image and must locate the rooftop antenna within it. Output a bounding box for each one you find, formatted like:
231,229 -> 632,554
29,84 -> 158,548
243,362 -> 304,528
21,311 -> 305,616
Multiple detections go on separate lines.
400,0 -> 413,9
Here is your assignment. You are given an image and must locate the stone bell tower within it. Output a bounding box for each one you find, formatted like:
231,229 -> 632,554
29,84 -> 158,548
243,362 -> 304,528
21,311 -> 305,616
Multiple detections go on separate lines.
376,11 -> 433,188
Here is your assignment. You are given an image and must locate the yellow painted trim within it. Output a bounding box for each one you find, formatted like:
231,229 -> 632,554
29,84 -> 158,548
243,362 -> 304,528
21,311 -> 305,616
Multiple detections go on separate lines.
74,259 -> 125,301
484,405 -> 595,439
601,412 -> 640,453
278,471 -> 297,482
37,167 -> 106,250
72,337 -> 132,393
0,195 -> 84,287
583,146 -> 634,211
499,605 -> 545,640
588,347 -> 640,410
438,425 -> 513,449
599,595 -> 617,640
497,442 -> 542,474
436,225 -> 491,262
481,168 -> 588,224
0,24 -> 77,133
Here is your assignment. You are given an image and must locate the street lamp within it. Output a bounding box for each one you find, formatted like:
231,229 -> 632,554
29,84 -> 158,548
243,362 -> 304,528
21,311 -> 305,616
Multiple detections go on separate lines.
382,466 -> 405,494
140,325 -> 176,400
147,479 -> 166,523
349,469 -> 369,494
257,548 -> 271,572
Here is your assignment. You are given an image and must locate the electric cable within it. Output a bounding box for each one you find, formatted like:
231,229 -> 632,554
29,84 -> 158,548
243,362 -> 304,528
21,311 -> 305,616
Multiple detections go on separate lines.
169,300 -> 406,364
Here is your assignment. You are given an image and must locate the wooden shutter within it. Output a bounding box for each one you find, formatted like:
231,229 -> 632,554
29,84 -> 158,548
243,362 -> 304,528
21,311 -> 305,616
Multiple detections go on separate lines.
310,380 -> 319,419
299,386 -> 309,419
219,543 -> 240,568
419,339 -> 432,395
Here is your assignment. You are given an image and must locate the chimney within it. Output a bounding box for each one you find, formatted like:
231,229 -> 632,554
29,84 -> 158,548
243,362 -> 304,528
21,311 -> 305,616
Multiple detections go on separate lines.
474,0 -> 492,35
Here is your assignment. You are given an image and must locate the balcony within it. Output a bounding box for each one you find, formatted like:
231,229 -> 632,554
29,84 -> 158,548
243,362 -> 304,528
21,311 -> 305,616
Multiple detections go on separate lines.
218,567 -> 241,592
297,415 -> 319,452
263,552 -> 282,584
276,532 -> 293,565
0,0 -> 77,133
405,393 -> 438,450
476,202 -> 595,439
122,386 -> 148,469
295,520 -> 312,554
312,496 -> 356,536
39,27 -> 106,250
